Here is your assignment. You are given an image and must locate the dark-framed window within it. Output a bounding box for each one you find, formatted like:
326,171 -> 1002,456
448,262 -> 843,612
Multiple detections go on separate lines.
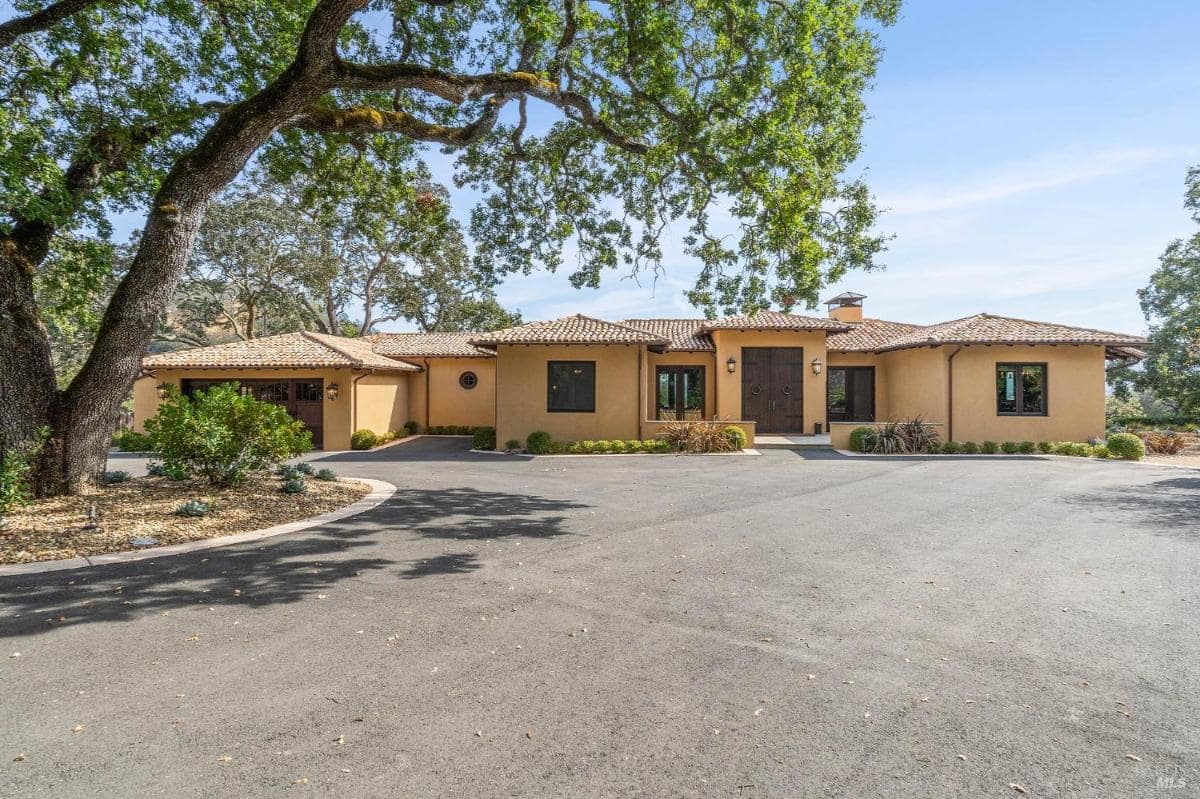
547,361 -> 595,413
996,363 -> 1047,416
827,366 -> 875,422
459,371 -> 478,390
656,365 -> 705,420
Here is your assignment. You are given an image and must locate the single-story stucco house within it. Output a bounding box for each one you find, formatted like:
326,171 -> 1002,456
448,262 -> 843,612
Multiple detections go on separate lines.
133,293 -> 1146,450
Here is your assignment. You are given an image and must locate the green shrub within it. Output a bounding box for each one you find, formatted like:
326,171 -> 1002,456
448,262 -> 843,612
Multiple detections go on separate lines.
145,384 -> 311,487
104,470 -> 132,485
350,429 -> 378,450
0,430 -> 45,515
1091,445 -> 1110,459
940,441 -> 963,454
848,426 -> 876,452
175,500 -> 211,518
981,441 -> 999,454
295,462 -> 316,475
315,468 -> 337,481
550,441 -> 571,454
403,421 -> 419,435
609,440 -> 628,453
1037,441 -> 1054,453
628,439 -> 647,453
1018,441 -> 1036,454
526,430 -> 553,454
1106,432 -> 1145,461
1000,441 -> 1020,454
163,461 -> 191,481
472,426 -> 496,450
504,439 -> 522,451
281,477 -> 307,494
961,441 -> 979,454
1055,442 -> 1092,457
723,426 -> 748,450
112,429 -> 154,452
650,439 -> 673,453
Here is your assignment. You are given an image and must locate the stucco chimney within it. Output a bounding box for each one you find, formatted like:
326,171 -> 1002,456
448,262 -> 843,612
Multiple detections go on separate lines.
824,291 -> 865,323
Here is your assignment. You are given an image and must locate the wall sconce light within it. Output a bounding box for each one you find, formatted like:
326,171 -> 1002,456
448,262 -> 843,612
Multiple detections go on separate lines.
810,357 -> 823,376
155,382 -> 171,400
726,356 -> 737,374
326,383 -> 339,401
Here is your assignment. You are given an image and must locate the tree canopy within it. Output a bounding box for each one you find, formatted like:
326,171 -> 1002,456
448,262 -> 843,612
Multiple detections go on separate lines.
1,0 -> 897,494
1112,166 -> 1200,418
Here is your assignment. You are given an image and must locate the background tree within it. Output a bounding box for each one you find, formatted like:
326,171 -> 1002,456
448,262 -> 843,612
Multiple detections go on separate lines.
1110,166 -> 1200,419
2,0 -> 897,495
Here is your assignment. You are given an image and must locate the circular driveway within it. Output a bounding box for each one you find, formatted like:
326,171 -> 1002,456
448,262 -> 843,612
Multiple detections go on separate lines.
2,438 -> 1197,797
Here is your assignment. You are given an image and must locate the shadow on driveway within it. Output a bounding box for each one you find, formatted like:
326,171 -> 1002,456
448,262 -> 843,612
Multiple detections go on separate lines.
1067,475 -> 1200,533
0,487 -> 588,640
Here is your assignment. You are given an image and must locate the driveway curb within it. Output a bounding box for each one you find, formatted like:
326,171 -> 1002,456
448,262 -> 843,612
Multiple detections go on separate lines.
0,478 -> 397,577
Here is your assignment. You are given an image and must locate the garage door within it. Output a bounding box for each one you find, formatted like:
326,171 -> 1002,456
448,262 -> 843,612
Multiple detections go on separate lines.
180,378 -> 324,449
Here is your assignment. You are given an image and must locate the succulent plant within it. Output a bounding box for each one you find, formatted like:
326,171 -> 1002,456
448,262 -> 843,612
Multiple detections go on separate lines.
295,462 -> 316,476
104,470 -> 132,484
146,461 -> 167,477
314,468 -> 337,481
281,477 -> 307,494
175,500 -> 211,517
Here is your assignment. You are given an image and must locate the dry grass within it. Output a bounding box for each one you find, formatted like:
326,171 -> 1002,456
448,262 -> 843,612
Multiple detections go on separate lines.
0,474 -> 371,565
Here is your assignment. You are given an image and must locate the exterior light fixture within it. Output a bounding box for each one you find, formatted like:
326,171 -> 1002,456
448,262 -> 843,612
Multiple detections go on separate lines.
326,383 -> 339,401
155,382 -> 171,400
810,357 -> 823,376
726,356 -> 737,374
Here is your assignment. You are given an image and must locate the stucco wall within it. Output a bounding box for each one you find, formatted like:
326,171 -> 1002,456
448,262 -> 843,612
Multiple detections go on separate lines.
353,372 -> 412,437
495,344 -> 641,445
132,367 -> 357,450
948,344 -> 1106,443
879,347 -> 949,425
709,329 -> 829,433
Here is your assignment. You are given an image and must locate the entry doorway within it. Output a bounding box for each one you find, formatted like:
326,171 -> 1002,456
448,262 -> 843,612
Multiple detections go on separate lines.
740,348 -> 804,433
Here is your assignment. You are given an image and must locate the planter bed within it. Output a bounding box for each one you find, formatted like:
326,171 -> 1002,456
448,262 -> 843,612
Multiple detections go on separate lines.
0,474 -> 370,565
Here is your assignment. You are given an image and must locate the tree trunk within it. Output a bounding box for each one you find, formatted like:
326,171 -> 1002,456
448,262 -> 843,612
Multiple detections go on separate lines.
5,2 -> 357,495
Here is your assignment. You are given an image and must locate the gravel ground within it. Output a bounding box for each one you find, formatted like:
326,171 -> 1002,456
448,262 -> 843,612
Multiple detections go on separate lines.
2,438 -> 1198,798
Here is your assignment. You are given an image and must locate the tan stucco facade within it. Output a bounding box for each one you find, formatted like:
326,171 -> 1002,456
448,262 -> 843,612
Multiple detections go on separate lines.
494,343 -> 643,446
406,357 -> 497,430
133,328 -> 1115,452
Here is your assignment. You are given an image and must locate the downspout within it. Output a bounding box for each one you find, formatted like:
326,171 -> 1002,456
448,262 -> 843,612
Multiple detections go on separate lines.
423,358 -> 431,431
351,368 -> 375,433
946,346 -> 963,442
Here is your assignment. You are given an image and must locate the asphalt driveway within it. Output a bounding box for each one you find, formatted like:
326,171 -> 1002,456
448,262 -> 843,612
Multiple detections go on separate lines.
3,438 -> 1198,798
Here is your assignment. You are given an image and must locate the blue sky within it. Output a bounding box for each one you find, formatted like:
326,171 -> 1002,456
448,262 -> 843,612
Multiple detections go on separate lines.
404,0 -> 1198,334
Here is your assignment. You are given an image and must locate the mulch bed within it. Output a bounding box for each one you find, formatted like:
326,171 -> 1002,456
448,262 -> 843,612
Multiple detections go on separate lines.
0,474 -> 371,565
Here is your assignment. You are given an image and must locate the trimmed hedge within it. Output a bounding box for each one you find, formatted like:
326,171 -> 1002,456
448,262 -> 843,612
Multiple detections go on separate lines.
848,426 -> 876,452
472,427 -> 496,450
724,426 -> 748,451
526,430 -> 553,454
350,429 -> 378,450
1105,432 -> 1145,460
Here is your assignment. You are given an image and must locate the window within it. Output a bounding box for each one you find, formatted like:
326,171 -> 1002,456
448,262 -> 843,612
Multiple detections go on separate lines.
459,371 -> 478,390
996,363 -> 1047,415
547,361 -> 595,412
827,366 -> 875,422
656,366 -> 705,420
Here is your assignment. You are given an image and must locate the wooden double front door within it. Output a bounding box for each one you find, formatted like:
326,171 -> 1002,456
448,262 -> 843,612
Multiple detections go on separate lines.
741,347 -> 804,433
181,378 -> 324,449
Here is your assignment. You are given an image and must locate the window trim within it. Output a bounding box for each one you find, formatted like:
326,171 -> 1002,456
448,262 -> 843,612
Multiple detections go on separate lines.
546,360 -> 596,413
655,365 -> 706,420
996,362 -> 1048,416
826,365 -> 876,423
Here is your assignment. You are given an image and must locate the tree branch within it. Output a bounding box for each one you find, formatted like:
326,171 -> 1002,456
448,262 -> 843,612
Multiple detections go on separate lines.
0,0 -> 99,49
290,99 -> 509,147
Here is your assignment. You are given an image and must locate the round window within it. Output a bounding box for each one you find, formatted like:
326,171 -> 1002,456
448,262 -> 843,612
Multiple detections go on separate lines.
459,371 -> 478,390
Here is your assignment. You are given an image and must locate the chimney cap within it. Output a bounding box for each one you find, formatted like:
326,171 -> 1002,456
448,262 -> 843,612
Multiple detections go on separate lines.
824,291 -> 866,307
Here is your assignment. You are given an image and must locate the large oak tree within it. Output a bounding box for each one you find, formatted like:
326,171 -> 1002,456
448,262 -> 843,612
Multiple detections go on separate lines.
2,0 -> 896,495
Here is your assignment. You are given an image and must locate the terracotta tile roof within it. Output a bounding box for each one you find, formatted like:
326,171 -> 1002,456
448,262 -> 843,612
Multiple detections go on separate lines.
622,319 -> 714,351
698,310 -> 852,333
365,332 -> 493,358
827,318 -> 925,351
872,313 -> 1147,352
142,331 -> 420,371
471,314 -> 671,347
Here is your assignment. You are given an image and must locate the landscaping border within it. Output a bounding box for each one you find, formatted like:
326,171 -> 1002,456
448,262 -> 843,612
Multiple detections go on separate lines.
0,478 -> 397,577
